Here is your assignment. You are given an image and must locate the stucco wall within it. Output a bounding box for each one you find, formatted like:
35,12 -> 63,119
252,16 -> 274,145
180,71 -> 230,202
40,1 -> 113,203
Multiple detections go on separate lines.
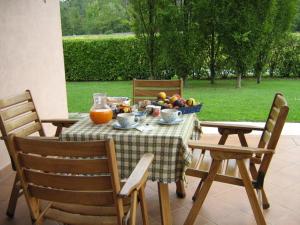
0,0 -> 68,170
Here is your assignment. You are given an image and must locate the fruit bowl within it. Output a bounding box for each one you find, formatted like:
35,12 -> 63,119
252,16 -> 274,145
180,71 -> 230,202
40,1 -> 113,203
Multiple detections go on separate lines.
178,104 -> 203,114
151,92 -> 203,115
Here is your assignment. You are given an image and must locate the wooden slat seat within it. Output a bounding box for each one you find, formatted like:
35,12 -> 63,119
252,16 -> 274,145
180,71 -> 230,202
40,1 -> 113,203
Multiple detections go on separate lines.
133,79 -> 183,104
7,136 -> 154,225
191,149 -> 249,178
0,90 -> 79,218
185,93 -> 289,225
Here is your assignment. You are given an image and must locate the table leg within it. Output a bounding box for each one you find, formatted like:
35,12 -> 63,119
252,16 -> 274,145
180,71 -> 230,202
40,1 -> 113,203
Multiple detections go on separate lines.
158,182 -> 172,225
176,180 -> 186,198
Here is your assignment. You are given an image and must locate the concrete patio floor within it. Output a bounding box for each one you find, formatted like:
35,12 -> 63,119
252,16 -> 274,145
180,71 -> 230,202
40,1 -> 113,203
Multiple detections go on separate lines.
0,134 -> 299,225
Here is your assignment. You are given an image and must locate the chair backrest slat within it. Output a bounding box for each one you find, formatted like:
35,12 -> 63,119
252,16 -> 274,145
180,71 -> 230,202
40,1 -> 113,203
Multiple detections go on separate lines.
15,137 -> 107,157
1,102 -> 35,121
4,112 -> 39,133
269,107 -> 279,120
12,122 -> 42,138
19,153 -> 109,174
134,79 -> 182,88
28,184 -> 114,206
133,79 -> 183,104
24,169 -> 112,191
0,91 -> 31,108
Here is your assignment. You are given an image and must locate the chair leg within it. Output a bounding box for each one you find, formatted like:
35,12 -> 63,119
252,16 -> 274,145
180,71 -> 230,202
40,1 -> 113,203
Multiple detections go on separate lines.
129,190 -> 138,225
249,163 -> 270,209
184,160 -> 221,225
176,180 -> 186,198
218,132 -> 229,145
261,188 -> 270,209
237,160 -> 266,225
138,185 -> 149,225
6,174 -> 22,218
192,180 -> 203,201
54,125 -> 63,137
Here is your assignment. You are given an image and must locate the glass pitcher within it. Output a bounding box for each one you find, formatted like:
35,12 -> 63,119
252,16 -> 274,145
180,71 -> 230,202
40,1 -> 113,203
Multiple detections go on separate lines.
90,93 -> 113,124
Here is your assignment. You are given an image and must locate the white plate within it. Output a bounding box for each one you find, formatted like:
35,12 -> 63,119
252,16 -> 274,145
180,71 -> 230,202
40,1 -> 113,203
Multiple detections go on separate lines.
112,122 -> 139,130
158,118 -> 183,125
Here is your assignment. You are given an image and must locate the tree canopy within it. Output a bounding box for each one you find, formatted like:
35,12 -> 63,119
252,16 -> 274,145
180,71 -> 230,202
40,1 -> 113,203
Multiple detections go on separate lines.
60,0 -> 130,35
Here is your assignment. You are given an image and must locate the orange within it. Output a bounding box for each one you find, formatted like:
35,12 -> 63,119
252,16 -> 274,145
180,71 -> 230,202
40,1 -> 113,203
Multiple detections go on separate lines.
90,108 -> 113,124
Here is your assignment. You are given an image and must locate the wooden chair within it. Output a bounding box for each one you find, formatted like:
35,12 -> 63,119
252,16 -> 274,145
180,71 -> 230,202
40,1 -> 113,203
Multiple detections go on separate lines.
132,79 -> 183,104
7,135 -> 154,225
0,90 -> 78,217
184,93 -> 289,225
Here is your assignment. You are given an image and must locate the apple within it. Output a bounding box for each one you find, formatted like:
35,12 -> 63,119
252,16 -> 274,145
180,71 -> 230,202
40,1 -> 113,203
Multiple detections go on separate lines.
123,107 -> 131,113
170,95 -> 178,103
158,100 -> 164,106
186,98 -> 196,106
158,92 -> 167,100
167,103 -> 173,108
163,103 -> 169,108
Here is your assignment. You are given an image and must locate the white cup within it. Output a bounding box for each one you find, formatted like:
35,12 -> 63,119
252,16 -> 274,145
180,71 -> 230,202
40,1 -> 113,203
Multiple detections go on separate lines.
161,109 -> 182,123
117,113 -> 136,128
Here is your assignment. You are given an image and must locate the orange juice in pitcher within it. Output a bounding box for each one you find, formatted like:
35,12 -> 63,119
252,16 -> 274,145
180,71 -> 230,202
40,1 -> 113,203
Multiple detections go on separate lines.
90,93 -> 113,124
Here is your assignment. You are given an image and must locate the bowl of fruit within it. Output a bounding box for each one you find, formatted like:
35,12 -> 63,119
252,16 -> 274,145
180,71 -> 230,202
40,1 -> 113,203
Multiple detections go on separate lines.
152,92 -> 202,114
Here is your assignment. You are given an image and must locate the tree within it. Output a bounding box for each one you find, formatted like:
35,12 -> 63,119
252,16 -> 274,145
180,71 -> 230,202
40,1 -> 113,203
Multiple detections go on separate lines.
254,0 -> 298,84
129,0 -> 160,79
219,0 -> 274,88
193,0 -> 225,84
157,0 -> 204,84
293,1 -> 300,31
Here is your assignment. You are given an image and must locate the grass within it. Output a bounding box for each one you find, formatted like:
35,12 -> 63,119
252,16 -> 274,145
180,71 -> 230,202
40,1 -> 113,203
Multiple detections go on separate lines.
66,79 -> 300,122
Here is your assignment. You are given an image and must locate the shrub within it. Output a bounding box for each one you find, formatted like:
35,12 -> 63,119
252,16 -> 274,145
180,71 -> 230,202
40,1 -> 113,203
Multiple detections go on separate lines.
63,37 -> 150,81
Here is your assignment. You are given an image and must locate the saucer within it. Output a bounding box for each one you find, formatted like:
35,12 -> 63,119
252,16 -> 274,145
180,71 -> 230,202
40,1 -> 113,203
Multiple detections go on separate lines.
113,122 -> 139,130
158,118 -> 183,125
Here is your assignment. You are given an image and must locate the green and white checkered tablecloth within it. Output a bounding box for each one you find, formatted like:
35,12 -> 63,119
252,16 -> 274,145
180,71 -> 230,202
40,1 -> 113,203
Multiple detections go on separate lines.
60,114 -> 201,183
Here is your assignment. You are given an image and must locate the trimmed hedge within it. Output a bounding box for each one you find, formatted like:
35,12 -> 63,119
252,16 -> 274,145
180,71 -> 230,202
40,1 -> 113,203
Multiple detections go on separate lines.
63,37 -> 150,81
63,34 -> 300,81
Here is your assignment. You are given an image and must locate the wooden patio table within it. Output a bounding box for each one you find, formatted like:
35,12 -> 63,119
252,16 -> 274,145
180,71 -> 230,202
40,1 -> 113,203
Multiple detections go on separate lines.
60,113 -> 201,225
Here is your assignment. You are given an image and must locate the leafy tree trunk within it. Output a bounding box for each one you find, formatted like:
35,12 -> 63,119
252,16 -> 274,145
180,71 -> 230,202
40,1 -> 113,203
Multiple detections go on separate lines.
269,62 -> 275,77
209,0 -> 217,85
236,74 -> 242,88
210,28 -> 216,84
148,0 -> 155,79
236,67 -> 243,88
254,61 -> 263,84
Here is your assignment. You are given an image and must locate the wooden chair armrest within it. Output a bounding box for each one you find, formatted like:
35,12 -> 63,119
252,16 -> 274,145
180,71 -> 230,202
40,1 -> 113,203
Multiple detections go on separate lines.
119,153 -> 154,197
200,122 -> 264,131
188,140 -> 273,155
41,119 -> 78,127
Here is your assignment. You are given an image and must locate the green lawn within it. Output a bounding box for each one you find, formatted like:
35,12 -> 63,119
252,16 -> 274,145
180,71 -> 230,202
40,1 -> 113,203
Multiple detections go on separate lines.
67,79 -> 300,122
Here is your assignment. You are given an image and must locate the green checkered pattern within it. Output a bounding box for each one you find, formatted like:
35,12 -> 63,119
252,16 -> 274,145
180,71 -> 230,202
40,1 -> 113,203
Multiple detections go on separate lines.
60,114 -> 201,183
